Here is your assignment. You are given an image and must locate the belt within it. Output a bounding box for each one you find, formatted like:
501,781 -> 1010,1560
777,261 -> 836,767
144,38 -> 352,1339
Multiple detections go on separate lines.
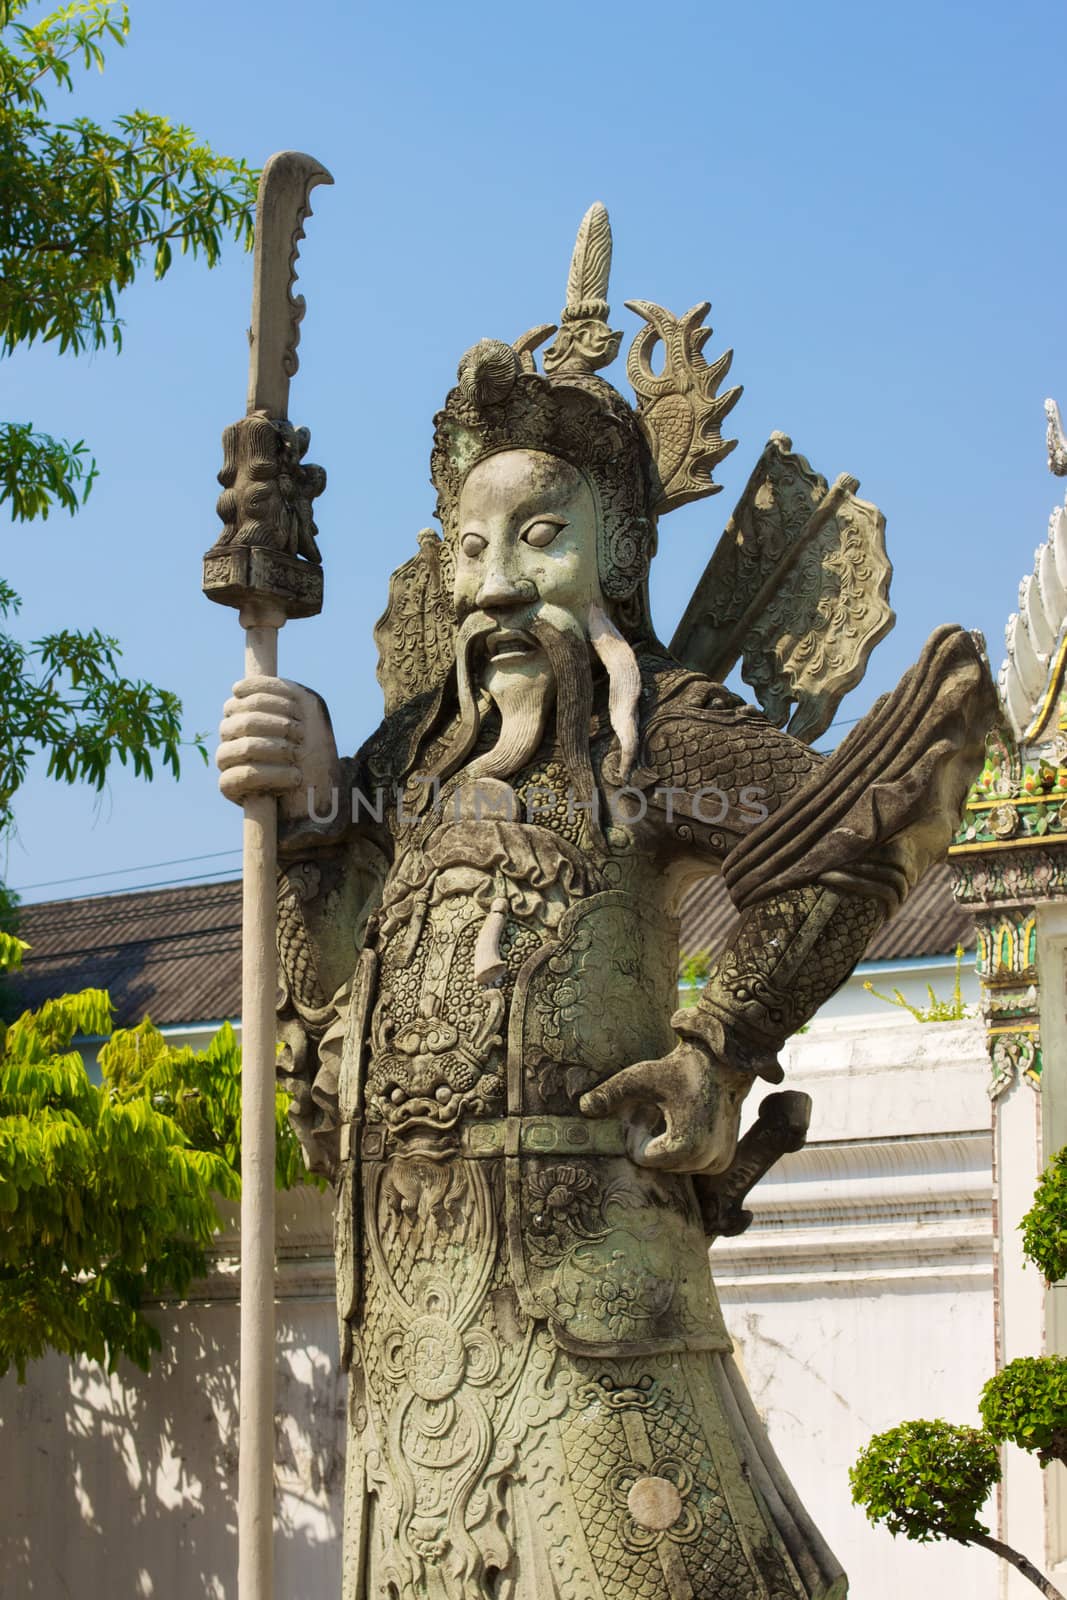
356,1113 -> 628,1161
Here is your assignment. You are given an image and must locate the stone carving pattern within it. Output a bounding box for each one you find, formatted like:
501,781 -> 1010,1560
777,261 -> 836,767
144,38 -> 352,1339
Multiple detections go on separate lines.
997,402 -> 1067,739
353,1148 -> 780,1598
213,413 -> 326,561
373,527 -> 456,714
624,299 -> 741,515
669,433 -> 893,743
950,405 -> 1067,1097
543,201 -> 623,379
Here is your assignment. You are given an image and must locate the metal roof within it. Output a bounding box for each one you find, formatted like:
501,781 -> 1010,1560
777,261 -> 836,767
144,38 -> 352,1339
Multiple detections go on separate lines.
13,879 -> 243,1029
10,860 -> 972,1030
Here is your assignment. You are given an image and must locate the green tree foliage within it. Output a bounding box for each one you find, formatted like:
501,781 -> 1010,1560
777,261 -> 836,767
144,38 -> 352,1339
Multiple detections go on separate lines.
0,965 -> 235,1378
1,0 -> 256,448
101,1015 -> 310,1192
0,1 -> 257,871
980,1357 -> 1067,1467
849,1420 -> 999,1543
1022,1145 -> 1067,1284
0,940 -> 312,1380
0,579 -> 187,825
676,949 -> 711,1010
851,1418 -> 1064,1596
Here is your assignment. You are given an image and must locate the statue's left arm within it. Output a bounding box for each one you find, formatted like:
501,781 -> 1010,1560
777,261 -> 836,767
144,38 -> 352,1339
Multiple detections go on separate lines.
583,626 -> 996,1171
672,883 -> 886,1083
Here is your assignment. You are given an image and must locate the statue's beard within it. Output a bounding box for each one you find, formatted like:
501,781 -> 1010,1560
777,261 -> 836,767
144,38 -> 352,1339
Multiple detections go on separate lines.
426,601 -> 642,805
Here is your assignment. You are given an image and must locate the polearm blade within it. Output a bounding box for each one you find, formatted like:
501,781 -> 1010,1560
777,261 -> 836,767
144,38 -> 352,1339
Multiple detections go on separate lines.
247,151 -> 333,418
202,148 -> 332,1600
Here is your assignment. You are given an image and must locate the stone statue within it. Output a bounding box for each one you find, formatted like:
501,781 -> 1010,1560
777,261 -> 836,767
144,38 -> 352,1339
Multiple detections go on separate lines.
215,204 -> 996,1599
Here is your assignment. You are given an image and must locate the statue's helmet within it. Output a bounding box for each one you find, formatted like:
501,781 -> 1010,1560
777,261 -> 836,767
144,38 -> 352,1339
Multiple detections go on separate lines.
428,203 -> 741,642
431,342 -> 656,607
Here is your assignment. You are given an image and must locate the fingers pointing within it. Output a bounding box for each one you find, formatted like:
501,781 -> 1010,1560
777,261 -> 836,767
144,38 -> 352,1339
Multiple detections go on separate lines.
579,1059 -> 658,1119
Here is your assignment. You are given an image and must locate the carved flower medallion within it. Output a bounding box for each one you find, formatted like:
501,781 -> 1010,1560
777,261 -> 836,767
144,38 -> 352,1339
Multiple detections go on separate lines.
989,803 -> 1020,839
401,1314 -> 468,1401
527,1163 -> 598,1227
609,1455 -> 701,1551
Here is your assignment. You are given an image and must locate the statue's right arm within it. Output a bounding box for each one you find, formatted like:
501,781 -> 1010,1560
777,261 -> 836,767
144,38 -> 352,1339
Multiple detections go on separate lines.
216,675 -> 391,1177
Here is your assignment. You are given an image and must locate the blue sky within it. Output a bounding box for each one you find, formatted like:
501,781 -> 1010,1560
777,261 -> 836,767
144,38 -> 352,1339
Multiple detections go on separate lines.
5,0 -> 1066,902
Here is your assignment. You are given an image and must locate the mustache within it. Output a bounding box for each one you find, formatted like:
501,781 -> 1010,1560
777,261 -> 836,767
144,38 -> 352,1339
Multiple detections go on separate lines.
430,611 -> 496,787
426,599 -> 641,808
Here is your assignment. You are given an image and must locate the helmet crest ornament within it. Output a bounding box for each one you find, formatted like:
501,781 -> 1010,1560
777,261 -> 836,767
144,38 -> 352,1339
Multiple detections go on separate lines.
429,202 -> 741,626
542,201 -> 623,378
625,299 -> 741,515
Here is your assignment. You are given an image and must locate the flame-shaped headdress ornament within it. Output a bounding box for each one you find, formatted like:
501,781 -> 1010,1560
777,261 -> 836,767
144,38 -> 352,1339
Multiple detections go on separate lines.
626,300 -> 740,514
431,204 -> 741,610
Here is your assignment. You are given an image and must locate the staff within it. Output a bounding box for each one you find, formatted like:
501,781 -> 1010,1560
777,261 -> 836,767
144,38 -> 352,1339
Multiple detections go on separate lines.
202,148 -> 332,1600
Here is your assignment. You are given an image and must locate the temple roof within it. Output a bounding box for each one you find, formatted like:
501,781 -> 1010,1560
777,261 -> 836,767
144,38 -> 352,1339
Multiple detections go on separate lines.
13,880 -> 243,1028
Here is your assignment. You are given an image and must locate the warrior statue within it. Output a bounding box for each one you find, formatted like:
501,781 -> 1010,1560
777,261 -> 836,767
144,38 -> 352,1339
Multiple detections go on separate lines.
214,204 -> 995,1598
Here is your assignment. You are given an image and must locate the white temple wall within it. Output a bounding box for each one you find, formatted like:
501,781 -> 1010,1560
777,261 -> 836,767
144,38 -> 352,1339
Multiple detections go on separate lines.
1040,904 -> 1067,1592
718,1013 -> 996,1600
0,1189 -> 344,1600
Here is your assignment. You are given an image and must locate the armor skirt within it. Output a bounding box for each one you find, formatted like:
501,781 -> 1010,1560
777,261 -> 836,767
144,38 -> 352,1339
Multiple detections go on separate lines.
339,1150 -> 845,1600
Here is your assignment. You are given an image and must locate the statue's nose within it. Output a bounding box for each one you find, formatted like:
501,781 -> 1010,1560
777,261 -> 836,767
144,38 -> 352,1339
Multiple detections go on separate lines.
475,566 -> 534,611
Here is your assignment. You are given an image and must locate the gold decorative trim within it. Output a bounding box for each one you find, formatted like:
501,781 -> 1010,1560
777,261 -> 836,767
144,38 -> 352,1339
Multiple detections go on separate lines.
966,795 -> 1057,813
1022,631 -> 1067,744
949,834 -> 1067,856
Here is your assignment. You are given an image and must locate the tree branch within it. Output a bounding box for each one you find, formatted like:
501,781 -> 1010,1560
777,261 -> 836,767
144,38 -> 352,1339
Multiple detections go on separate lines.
970,1533 -> 1067,1599
23,41 -> 95,92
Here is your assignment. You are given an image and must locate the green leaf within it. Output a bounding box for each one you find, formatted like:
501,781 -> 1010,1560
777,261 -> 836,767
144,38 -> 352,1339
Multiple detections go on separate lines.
980,1357 -> 1067,1465
2,999 -> 316,1382
0,931 -> 28,972
850,1419 -> 999,1544
1021,1145 -> 1067,1283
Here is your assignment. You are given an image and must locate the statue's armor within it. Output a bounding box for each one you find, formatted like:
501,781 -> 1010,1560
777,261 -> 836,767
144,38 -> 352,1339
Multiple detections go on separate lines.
357,758 -> 726,1361
283,680 -> 852,1599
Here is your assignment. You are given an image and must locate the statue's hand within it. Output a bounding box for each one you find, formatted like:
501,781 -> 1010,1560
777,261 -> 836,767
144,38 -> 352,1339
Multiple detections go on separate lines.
578,1041 -> 752,1174
216,675 -> 340,818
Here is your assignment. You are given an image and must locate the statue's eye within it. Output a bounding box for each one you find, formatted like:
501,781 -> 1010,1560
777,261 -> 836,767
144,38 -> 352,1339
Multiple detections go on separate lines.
461,532 -> 487,558
522,518 -> 566,549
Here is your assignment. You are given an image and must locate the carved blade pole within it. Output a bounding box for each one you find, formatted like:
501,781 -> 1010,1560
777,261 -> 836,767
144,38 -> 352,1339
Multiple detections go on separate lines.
203,149 -> 332,1600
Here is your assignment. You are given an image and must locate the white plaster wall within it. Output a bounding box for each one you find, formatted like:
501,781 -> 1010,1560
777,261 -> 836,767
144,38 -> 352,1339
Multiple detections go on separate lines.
717,1014 -> 997,1600
1039,907 -> 1067,1591
1,1015 -> 1000,1600
0,1188 -> 344,1600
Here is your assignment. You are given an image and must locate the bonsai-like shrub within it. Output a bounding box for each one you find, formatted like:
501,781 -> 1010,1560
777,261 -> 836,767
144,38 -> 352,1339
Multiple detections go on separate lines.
980,1357 -> 1067,1467
850,1419 -> 998,1544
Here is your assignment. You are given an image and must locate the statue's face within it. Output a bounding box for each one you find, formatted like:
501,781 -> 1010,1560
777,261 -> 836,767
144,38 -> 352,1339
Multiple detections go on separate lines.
454,449 -> 599,693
